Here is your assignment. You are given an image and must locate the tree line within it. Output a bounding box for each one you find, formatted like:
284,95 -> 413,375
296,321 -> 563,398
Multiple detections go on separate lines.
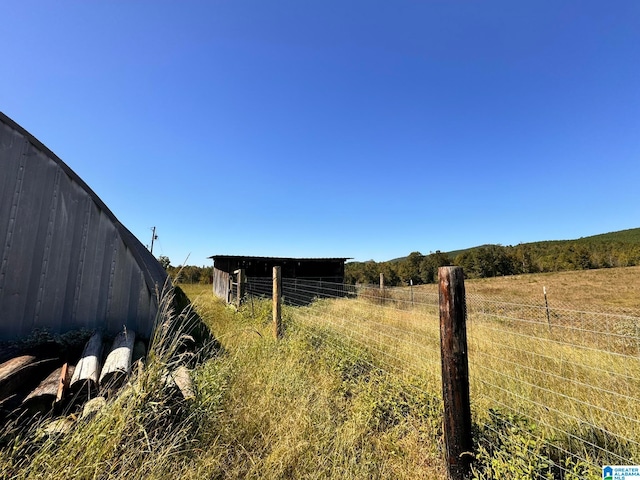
158,256 -> 213,284
345,237 -> 640,287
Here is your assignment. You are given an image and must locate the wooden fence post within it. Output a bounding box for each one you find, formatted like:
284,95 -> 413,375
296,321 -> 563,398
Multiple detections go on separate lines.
438,266 -> 473,479
410,278 -> 414,307
273,266 -> 282,339
543,286 -> 551,329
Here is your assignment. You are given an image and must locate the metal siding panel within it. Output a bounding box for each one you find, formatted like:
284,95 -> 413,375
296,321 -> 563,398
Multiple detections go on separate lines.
60,186 -> 91,328
95,226 -> 118,332
119,254 -> 138,333
71,190 -> 93,324
1,143 -> 59,337
0,123 -> 24,245
116,251 -> 136,333
136,280 -> 154,339
106,239 -> 133,334
33,167 -> 62,325
126,266 -> 142,326
35,178 -> 74,334
25,156 -> 62,330
0,135 -> 27,339
75,209 -> 111,329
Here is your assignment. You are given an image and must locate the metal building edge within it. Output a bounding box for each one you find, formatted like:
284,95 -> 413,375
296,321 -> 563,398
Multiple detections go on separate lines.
0,111 -> 168,341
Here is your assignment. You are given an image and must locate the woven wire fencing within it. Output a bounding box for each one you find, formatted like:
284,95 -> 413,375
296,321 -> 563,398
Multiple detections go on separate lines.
245,276 -> 640,477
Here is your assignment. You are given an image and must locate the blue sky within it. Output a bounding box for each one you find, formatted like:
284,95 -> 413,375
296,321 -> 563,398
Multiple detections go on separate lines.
2,1 -> 639,264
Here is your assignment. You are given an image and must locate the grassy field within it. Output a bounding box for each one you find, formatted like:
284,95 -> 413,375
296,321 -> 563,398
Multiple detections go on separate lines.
2,266 -> 639,479
417,265 -> 640,310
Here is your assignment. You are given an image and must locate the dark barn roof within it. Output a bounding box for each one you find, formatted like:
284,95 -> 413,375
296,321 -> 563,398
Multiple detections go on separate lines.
0,112 -> 168,341
209,255 -> 350,278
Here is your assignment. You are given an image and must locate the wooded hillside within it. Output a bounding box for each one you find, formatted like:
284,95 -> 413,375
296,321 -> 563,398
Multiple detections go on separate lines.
345,228 -> 640,286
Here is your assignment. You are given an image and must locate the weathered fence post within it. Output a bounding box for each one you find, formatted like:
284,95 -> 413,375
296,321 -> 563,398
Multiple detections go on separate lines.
234,269 -> 246,307
380,272 -> 384,290
410,279 -> 414,307
438,266 -> 473,479
273,266 -> 282,339
543,286 -> 551,329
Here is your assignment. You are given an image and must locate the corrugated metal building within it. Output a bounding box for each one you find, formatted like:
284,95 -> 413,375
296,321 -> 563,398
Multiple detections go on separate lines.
209,255 -> 348,303
0,112 -> 167,342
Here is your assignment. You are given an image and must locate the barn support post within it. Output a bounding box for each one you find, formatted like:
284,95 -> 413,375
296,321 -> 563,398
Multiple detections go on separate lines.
273,266 -> 282,339
438,266 -> 473,479
234,269 -> 246,307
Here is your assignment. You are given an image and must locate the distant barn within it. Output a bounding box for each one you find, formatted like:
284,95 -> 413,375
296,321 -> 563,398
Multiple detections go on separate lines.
0,112 -> 167,342
209,255 -> 349,304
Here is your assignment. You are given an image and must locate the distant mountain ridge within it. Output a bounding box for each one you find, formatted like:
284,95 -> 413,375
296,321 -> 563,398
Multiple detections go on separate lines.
392,228 -> 640,264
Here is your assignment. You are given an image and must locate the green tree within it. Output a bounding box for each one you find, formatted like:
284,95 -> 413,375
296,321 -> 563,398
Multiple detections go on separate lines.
397,251 -> 423,285
380,262 -> 401,287
158,255 -> 171,269
419,251 -> 452,283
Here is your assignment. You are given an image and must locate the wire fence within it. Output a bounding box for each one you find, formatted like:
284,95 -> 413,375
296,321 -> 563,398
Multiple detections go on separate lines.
244,275 -> 640,477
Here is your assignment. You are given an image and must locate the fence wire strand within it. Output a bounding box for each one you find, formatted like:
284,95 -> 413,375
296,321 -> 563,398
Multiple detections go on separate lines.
241,275 -> 640,475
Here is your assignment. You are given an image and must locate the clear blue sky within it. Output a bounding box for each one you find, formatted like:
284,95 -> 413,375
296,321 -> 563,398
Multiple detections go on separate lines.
2,1 -> 639,264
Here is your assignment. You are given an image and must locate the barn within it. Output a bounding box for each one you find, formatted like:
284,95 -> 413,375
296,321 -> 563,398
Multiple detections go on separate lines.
209,255 -> 349,303
0,112 -> 167,342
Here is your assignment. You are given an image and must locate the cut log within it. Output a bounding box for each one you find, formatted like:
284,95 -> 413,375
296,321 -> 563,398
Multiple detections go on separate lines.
99,330 -> 135,389
0,355 -> 59,401
24,365 -> 62,405
0,355 -> 36,385
70,332 -> 103,396
22,364 -> 75,412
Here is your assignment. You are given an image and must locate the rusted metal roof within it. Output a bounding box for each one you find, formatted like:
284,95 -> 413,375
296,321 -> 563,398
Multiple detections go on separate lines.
0,112 -> 167,341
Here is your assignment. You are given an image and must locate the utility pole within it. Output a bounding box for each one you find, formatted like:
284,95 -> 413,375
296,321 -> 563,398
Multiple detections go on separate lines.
150,227 -> 158,254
